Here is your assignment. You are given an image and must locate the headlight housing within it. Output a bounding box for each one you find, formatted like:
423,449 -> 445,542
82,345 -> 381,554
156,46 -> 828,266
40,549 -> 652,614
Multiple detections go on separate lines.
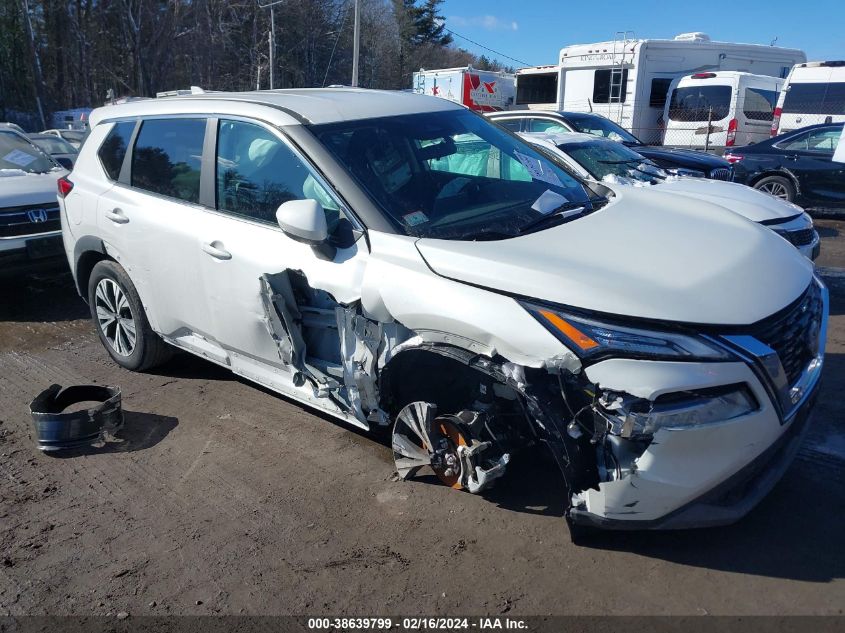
522,301 -> 734,362
599,385 -> 758,437
668,167 -> 706,178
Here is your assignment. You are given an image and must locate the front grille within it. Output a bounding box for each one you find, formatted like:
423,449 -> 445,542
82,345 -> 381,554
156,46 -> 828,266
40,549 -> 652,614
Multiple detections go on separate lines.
709,168 -> 732,181
783,228 -> 816,247
0,203 -> 61,238
747,283 -> 823,385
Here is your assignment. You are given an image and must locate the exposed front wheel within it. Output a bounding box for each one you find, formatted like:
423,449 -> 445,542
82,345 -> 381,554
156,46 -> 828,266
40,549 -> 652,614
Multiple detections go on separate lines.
753,175 -> 795,202
87,260 -> 172,371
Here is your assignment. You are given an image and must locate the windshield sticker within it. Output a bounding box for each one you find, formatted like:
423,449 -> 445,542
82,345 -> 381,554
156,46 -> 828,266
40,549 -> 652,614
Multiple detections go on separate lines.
513,150 -> 563,188
531,189 -> 570,214
403,211 -> 429,227
3,149 -> 37,167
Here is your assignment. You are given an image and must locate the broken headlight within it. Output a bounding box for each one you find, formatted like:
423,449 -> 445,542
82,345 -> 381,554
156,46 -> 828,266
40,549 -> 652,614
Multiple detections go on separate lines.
521,302 -> 734,362
599,385 -> 758,437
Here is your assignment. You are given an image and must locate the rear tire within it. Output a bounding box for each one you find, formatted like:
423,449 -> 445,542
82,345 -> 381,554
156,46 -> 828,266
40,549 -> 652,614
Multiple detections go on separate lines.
87,260 -> 172,371
753,175 -> 795,202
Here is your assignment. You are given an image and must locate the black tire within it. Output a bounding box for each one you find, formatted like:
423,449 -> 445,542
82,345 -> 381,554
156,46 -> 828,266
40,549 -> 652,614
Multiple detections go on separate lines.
87,260 -> 173,371
753,175 -> 795,202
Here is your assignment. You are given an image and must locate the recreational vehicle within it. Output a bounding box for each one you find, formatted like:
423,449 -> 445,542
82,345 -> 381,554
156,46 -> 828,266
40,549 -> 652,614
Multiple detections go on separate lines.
529,33 -> 805,143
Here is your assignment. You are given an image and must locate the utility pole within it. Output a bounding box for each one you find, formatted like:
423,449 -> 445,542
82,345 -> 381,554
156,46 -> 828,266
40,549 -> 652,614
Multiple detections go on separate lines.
20,0 -> 47,128
269,5 -> 275,89
258,0 -> 284,90
351,0 -> 360,87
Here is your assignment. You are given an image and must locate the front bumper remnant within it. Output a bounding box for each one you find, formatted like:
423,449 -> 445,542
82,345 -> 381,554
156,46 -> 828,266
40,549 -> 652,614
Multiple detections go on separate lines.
29,384 -> 123,451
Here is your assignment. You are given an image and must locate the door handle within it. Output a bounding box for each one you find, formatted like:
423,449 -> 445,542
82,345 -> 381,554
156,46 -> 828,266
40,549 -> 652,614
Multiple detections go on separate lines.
201,241 -> 232,260
785,154 -> 799,161
104,208 -> 129,224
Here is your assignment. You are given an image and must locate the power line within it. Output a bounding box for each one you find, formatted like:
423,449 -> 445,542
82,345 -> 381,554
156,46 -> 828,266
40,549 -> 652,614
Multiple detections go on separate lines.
442,26 -> 531,67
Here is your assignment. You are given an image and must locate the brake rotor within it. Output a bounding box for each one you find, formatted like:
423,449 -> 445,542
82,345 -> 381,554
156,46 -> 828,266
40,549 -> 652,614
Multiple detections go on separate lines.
392,402 -> 470,489
430,418 -> 468,489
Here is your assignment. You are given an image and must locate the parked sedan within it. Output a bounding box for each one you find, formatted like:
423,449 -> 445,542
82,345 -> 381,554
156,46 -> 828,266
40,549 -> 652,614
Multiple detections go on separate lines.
486,110 -> 734,180
522,131 -> 820,260
727,123 -> 845,208
29,133 -> 78,169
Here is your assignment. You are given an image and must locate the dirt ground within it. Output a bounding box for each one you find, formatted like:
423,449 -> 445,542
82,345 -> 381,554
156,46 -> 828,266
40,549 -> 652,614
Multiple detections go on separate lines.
1,220 -> 845,617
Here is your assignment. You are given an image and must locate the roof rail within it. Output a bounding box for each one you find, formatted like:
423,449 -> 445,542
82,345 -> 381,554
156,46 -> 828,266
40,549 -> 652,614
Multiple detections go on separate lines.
155,86 -> 207,98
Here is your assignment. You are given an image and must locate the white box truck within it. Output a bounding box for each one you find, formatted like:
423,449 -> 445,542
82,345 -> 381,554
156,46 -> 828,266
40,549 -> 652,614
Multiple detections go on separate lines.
412,67 -> 516,112
528,32 -> 805,143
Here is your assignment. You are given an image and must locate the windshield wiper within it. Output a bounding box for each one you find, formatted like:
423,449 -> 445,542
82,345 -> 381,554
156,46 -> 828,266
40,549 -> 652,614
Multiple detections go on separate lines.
517,202 -> 588,235
598,158 -> 641,165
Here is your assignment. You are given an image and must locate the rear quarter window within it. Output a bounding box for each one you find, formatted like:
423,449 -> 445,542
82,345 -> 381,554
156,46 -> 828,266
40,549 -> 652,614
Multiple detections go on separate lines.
97,121 -> 135,180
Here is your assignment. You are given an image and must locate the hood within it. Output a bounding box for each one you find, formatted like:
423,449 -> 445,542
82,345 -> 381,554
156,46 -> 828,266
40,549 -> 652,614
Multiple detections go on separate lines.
633,145 -> 730,170
650,178 -> 805,223
0,169 -> 66,208
415,187 -> 813,326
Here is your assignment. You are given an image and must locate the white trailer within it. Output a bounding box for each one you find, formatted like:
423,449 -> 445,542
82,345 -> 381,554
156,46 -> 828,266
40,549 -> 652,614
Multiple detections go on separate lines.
537,32 -> 806,143
515,65 -> 560,110
412,67 -> 516,112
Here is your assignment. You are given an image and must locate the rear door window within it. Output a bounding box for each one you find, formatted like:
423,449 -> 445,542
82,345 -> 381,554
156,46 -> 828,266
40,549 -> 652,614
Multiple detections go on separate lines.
131,118 -> 205,203
782,82 -> 845,115
668,85 -> 732,121
98,121 -> 135,181
742,88 -> 779,121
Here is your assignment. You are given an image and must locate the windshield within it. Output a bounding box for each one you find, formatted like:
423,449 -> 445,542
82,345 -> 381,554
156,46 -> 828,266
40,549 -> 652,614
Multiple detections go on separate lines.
0,131 -> 58,174
668,85 -> 732,121
32,136 -> 78,154
558,140 -> 665,184
310,110 -> 594,240
562,113 -> 640,144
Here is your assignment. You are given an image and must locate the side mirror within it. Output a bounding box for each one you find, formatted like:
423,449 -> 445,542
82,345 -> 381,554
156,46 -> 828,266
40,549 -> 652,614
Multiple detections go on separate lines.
276,199 -> 328,245
276,198 -> 336,261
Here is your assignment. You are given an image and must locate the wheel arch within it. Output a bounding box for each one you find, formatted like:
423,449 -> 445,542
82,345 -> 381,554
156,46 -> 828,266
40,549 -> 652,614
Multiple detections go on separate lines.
748,169 -> 801,196
72,236 -> 113,301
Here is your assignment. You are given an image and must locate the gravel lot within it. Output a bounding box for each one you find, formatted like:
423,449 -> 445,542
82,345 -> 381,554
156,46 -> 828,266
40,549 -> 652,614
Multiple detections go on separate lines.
1,220 -> 844,617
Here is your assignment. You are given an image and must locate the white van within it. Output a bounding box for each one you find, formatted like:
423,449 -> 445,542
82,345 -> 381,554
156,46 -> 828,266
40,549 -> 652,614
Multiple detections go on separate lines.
663,72 -> 783,150
772,61 -> 845,135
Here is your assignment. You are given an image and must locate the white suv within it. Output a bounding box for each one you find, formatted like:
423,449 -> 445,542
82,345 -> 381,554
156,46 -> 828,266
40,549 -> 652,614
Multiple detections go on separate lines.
59,89 -> 827,533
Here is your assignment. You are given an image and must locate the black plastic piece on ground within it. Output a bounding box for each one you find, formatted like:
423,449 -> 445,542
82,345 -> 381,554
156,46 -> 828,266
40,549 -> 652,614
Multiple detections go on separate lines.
29,384 -> 123,452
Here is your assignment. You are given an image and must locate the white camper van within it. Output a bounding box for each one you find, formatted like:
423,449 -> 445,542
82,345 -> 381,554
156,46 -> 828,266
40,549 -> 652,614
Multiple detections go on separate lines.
412,67 -> 516,112
663,72 -> 783,150
772,61 -> 845,136
543,32 -> 805,143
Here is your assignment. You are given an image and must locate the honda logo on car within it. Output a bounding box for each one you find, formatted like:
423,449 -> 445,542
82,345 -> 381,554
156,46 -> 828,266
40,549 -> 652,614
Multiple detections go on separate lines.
26,209 -> 49,223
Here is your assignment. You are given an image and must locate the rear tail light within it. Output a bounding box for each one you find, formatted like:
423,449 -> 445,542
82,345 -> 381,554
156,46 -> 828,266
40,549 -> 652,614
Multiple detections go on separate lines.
57,176 -> 74,198
725,118 -> 738,147
771,107 -> 782,137
724,152 -> 744,164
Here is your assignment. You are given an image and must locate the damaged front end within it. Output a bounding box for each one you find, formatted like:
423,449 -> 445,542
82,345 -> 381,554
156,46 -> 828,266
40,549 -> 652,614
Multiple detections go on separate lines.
257,264 -> 827,535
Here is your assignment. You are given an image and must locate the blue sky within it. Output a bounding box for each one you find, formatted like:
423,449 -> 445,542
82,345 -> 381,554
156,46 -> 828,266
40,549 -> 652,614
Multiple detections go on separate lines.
440,0 -> 845,67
